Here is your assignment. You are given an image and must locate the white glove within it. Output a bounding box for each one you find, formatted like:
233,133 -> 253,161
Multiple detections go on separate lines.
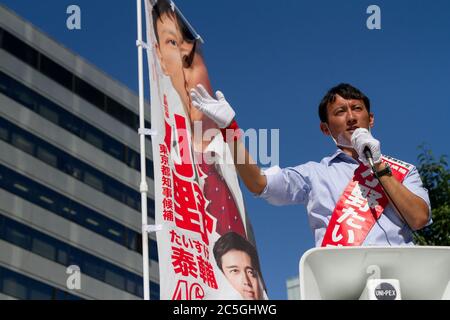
351,128 -> 382,166
190,84 -> 235,128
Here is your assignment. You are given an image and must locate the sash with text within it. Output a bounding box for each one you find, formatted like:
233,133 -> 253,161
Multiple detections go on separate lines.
322,156 -> 412,247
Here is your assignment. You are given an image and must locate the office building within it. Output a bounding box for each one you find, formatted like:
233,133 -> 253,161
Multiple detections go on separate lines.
0,4 -> 159,300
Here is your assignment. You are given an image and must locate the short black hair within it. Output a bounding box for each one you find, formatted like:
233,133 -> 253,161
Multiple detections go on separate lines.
213,232 -> 261,275
318,83 -> 371,123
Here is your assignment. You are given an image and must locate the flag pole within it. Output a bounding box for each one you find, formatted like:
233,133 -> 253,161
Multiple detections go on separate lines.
136,0 -> 150,300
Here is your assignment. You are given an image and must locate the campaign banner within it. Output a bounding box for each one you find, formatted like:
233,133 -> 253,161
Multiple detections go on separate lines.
144,0 -> 268,300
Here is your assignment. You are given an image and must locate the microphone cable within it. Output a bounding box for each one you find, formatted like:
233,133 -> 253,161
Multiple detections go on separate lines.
364,148 -> 417,237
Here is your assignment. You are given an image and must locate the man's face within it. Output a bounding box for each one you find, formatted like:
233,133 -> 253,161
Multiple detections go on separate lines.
320,94 -> 374,146
221,249 -> 261,300
155,13 -> 190,109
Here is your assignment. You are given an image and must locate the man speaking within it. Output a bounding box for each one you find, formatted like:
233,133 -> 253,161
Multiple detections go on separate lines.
189,83 -> 431,247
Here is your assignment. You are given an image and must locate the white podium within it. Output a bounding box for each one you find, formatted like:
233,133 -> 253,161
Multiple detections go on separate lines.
299,246 -> 450,300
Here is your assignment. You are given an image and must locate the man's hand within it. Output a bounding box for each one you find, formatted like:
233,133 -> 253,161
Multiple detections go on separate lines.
190,84 -> 235,128
351,128 -> 382,166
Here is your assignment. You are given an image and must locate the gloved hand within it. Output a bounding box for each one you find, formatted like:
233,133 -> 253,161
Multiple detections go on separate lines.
190,84 -> 235,129
351,128 -> 382,166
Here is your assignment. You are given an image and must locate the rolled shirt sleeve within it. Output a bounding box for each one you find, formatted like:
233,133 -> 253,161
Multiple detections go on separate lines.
402,165 -> 433,226
257,165 -> 311,206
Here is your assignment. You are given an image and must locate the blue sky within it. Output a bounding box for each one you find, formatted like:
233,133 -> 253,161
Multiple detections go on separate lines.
2,0 -> 449,299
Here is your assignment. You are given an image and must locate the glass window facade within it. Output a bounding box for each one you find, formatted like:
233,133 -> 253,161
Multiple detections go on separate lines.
0,70 -> 154,180
0,214 -> 160,299
0,27 -> 151,132
0,116 -> 155,219
0,265 -> 83,300
0,163 -> 158,261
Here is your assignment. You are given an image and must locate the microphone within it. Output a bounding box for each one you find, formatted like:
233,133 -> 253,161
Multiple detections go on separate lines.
351,128 -> 375,168
363,146 -> 375,168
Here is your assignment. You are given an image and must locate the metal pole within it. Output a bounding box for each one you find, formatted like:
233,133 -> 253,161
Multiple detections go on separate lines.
136,0 -> 150,300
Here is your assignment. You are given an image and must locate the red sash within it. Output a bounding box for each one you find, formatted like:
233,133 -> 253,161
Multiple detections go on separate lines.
321,156 -> 412,247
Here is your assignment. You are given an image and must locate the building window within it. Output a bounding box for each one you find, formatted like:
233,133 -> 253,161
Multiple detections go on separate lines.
74,77 -> 105,109
36,146 -> 58,167
1,115 -> 151,214
11,132 -> 34,154
1,30 -> 38,68
150,282 -> 160,300
13,182 -> 29,193
82,260 -> 105,281
84,130 -> 103,150
2,276 -> 27,299
150,240 -> 159,262
126,278 -> 136,296
32,237 -> 57,261
0,266 -> 83,300
83,171 -> 104,192
105,269 -> 126,291
0,71 -> 154,179
0,164 -> 159,262
39,55 -> 73,91
5,226 -> 31,248
39,103 -> 59,125
56,248 -> 68,265
0,125 -> 9,141
0,28 -> 152,134
28,283 -> 53,300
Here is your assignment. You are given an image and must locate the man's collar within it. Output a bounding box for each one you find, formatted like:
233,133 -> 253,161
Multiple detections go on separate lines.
326,148 -> 359,165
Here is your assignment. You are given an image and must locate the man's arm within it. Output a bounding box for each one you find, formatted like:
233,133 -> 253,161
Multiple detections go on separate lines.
374,162 -> 430,231
231,139 -> 267,195
190,84 -> 267,194
352,129 -> 430,231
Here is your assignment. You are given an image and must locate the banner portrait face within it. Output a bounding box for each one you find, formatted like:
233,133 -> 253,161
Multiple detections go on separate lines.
152,0 -> 215,130
213,231 -> 264,300
146,0 -> 267,300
